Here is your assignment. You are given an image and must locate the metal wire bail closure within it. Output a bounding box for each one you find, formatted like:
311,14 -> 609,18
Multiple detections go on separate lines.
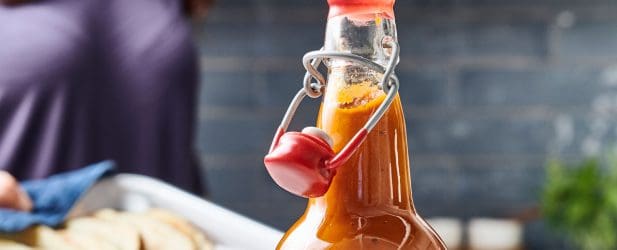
264,41 -> 400,198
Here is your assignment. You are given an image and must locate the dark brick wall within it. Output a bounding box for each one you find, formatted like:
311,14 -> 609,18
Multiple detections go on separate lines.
195,1 -> 617,248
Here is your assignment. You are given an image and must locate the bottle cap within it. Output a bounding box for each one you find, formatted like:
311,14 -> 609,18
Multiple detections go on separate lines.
327,0 -> 395,19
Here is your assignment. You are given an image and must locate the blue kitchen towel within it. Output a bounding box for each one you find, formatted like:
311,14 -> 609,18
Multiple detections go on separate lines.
0,161 -> 114,232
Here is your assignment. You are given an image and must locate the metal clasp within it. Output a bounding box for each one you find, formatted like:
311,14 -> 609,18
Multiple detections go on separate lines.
270,40 -> 400,169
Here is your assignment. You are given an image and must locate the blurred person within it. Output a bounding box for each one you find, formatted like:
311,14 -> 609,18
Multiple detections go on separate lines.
0,0 -> 214,210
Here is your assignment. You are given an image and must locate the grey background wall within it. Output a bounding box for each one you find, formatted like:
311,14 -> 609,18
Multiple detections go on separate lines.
195,1 -> 617,248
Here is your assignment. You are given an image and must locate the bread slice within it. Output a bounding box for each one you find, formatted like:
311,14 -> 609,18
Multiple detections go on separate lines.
0,226 -> 79,250
0,238 -> 33,250
63,217 -> 140,250
95,209 -> 195,250
59,228 -> 118,250
145,209 -> 214,250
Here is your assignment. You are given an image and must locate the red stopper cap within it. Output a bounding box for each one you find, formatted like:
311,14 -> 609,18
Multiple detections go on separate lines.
327,0 -> 395,19
264,132 -> 336,198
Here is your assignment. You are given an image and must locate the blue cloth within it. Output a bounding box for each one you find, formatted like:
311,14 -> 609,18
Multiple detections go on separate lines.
0,161 -> 114,232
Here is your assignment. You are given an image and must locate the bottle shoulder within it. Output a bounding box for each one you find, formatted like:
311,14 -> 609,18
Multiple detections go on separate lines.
277,208 -> 446,250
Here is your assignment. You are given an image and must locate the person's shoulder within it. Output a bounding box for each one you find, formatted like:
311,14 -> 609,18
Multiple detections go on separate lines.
102,0 -> 190,58
0,0 -> 94,84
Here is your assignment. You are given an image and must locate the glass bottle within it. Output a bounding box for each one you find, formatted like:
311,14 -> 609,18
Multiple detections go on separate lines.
276,0 -> 447,249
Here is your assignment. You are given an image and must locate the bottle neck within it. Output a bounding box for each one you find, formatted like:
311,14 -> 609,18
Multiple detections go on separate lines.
310,12 -> 413,211
321,12 -> 399,110
324,13 -> 397,68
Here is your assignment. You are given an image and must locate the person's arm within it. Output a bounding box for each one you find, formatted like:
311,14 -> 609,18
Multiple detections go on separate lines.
0,171 -> 33,212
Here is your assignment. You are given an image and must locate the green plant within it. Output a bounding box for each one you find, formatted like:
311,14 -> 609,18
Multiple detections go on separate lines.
541,154 -> 617,250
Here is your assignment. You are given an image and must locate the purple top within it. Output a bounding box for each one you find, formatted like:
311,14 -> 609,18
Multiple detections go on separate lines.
0,0 -> 203,193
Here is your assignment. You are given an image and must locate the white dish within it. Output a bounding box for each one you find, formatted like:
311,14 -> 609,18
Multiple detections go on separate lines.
69,174 -> 283,250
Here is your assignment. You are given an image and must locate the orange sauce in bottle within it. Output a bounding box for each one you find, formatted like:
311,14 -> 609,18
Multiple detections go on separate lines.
277,73 -> 447,249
